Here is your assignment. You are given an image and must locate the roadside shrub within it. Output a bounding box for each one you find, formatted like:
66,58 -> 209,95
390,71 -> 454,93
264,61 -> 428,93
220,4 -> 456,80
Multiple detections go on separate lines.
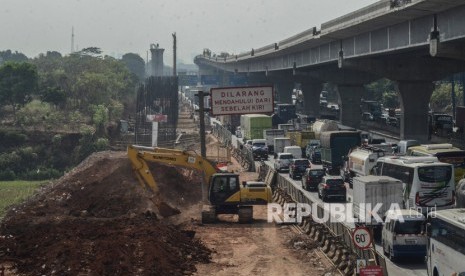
0,130 -> 28,148
94,138 -> 109,151
22,167 -> 62,181
0,169 -> 16,181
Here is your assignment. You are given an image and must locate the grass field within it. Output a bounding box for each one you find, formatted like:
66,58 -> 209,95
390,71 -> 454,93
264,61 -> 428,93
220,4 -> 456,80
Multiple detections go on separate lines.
0,181 -> 46,218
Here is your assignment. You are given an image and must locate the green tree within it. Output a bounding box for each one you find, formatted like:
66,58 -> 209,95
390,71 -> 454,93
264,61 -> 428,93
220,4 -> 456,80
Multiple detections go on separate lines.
40,86 -> 67,107
365,78 -> 396,102
0,50 -> 28,64
121,53 -> 145,81
382,91 -> 398,108
0,62 -> 38,117
430,83 -> 462,113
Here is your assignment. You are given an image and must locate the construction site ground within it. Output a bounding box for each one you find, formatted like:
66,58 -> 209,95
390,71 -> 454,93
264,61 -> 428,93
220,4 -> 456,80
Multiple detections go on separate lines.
0,105 -> 334,276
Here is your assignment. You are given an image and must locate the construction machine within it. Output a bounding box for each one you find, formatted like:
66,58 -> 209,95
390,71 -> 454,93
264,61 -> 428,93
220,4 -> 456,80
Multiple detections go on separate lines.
127,145 -> 272,223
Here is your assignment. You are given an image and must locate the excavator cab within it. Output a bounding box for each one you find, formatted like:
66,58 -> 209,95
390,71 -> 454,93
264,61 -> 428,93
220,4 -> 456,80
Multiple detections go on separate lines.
209,174 -> 240,205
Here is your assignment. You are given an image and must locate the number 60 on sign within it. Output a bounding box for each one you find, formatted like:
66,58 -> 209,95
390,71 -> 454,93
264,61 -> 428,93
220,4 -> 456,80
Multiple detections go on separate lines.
352,227 -> 372,250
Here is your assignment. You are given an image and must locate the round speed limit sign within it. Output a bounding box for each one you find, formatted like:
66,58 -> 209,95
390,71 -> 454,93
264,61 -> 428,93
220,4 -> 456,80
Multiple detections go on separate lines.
352,227 -> 372,250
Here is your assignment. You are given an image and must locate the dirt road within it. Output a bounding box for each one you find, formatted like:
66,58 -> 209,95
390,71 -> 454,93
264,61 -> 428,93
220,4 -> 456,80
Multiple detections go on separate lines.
192,134 -> 333,276
194,205 -> 333,276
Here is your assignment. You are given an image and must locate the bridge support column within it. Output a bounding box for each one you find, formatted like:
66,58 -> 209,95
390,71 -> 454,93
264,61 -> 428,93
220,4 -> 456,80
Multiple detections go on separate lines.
337,85 -> 363,128
397,81 -> 434,142
301,82 -> 323,118
275,81 -> 294,104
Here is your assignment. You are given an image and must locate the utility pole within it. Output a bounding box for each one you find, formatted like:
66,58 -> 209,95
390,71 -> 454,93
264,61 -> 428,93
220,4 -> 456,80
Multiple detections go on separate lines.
71,27 -> 75,53
195,90 -> 210,158
172,32 -> 177,76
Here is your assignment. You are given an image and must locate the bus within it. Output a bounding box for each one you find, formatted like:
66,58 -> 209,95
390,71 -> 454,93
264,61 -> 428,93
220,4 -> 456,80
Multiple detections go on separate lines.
373,156 -> 455,214
407,143 -> 465,185
426,208 -> 465,276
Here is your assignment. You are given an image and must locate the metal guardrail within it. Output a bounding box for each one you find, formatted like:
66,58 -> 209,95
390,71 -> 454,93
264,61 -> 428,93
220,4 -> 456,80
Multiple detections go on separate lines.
211,123 -> 255,172
272,167 -> 387,275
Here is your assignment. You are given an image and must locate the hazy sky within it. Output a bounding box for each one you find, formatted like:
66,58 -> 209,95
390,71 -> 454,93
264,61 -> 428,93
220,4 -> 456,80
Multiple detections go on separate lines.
1,0 -> 377,65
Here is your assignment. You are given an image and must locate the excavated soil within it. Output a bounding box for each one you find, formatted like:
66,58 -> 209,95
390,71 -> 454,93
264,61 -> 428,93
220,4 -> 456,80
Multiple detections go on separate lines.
0,151 -> 210,276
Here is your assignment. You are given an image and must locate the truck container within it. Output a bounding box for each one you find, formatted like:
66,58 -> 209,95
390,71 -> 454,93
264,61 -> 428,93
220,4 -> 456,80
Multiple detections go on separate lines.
263,129 -> 285,153
320,131 -> 361,174
295,131 -> 315,148
353,175 -> 403,228
278,123 -> 295,132
429,113 -> 453,136
286,130 -> 316,156
240,114 -> 272,140
311,119 -> 338,139
284,146 -> 303,159
273,137 -> 291,157
275,104 -> 297,125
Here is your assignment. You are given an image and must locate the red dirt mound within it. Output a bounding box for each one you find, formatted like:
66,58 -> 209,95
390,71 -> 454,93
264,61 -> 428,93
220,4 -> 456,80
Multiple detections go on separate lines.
0,151 -> 210,276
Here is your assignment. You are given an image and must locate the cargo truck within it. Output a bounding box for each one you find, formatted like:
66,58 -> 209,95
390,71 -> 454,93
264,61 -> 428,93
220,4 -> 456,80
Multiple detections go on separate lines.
286,130 -> 315,157
319,131 -> 361,174
263,129 -> 285,153
240,114 -> 272,140
352,175 -> 404,236
342,145 -> 392,187
272,104 -> 297,126
273,137 -> 291,158
311,119 -> 338,139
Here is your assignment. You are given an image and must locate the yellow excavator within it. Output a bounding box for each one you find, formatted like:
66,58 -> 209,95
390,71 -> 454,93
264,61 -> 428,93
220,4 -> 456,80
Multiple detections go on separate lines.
127,145 -> 272,223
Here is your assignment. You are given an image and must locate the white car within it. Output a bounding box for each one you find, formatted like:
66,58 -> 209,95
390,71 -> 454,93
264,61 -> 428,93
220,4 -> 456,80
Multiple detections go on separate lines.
273,153 -> 293,172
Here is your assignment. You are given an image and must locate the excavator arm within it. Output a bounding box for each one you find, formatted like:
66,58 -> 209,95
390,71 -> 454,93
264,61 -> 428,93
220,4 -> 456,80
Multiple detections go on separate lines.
127,145 -> 220,194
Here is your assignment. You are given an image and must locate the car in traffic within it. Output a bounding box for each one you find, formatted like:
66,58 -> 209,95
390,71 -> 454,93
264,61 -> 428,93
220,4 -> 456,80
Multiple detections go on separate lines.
289,158 -> 311,179
362,112 -> 374,121
273,153 -> 294,172
386,116 -> 399,127
251,139 -> 268,160
318,175 -> 346,202
301,168 -> 325,191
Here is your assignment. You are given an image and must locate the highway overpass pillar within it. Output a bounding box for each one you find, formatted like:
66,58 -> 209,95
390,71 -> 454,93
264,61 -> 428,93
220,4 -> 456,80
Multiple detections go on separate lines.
301,82 -> 323,118
337,85 -> 363,128
275,81 -> 295,104
398,81 -> 434,142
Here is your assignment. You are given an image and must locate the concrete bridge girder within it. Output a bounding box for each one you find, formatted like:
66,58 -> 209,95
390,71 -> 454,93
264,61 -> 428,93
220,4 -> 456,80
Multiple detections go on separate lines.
345,56 -> 465,82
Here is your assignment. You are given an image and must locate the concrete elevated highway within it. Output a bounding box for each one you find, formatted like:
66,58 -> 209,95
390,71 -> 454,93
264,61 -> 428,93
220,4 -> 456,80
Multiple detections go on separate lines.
195,0 -> 465,142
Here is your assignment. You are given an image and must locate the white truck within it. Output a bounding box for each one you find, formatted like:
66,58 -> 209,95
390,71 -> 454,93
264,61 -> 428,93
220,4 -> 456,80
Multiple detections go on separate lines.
342,146 -> 392,187
284,145 -> 303,159
263,129 -> 285,153
352,175 -> 404,231
396,139 -> 420,154
273,137 -> 291,157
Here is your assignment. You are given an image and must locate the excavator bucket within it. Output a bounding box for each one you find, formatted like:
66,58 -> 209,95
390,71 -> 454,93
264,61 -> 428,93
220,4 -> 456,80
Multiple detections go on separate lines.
156,201 -> 181,217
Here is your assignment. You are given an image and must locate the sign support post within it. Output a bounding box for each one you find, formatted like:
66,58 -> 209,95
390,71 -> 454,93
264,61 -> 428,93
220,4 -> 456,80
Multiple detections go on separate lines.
195,90 -> 210,158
